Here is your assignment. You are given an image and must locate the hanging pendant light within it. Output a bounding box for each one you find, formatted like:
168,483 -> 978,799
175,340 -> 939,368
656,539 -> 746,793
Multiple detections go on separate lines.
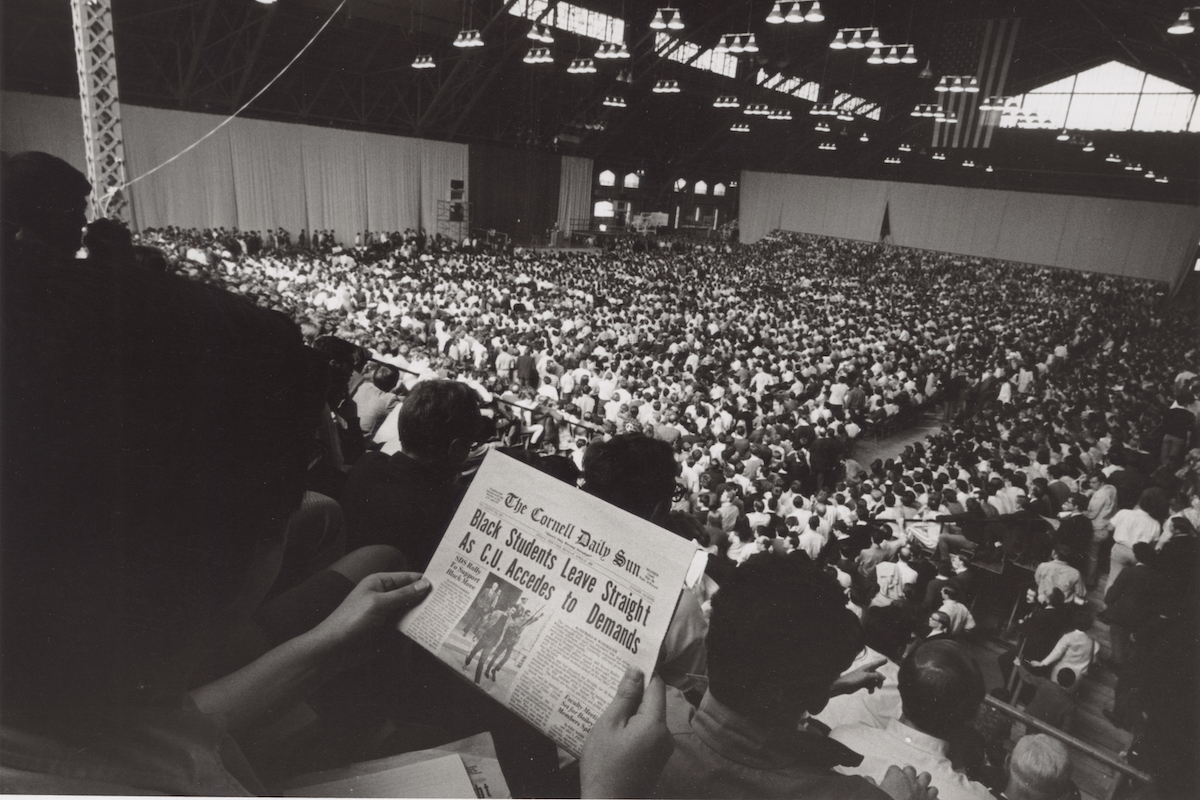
1082,141 -> 1095,152
934,76 -> 950,92
949,76 -> 965,92
785,3 -> 805,23
901,45 -> 917,64
650,9 -> 667,29
867,48 -> 884,64
667,8 -> 684,30
729,35 -> 745,54
829,31 -> 847,49
884,46 -> 901,64
744,34 -> 760,53
1168,10 -> 1194,34
806,1 -> 824,22
865,28 -> 883,48
966,76 -> 980,93
767,2 -> 785,23
847,29 -> 865,49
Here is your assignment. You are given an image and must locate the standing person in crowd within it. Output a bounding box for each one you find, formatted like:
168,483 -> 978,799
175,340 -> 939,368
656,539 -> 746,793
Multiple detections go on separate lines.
1083,472 -> 1118,588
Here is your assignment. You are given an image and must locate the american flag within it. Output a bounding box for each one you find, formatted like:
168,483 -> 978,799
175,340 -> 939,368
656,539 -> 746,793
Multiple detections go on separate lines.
932,18 -> 1022,149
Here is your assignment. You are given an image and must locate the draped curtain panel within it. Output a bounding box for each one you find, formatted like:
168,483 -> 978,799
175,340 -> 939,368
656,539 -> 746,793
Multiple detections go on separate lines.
2,91 -> 462,243
122,103 -> 239,232
557,155 -> 593,234
420,139 -> 469,238
228,117 -> 308,235
468,143 -> 561,245
740,169 -> 1200,285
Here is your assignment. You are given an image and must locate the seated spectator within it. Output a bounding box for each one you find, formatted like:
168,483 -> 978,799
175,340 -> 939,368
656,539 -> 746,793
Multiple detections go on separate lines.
651,556 -> 929,800
938,586 -> 976,635
1,151 -> 91,261
581,433 -> 708,694
352,363 -> 402,441
341,379 -> 482,570
1026,609 -> 1098,686
1003,734 -> 1074,800
832,640 -> 994,800
1034,547 -> 1086,605
1024,669 -> 1078,733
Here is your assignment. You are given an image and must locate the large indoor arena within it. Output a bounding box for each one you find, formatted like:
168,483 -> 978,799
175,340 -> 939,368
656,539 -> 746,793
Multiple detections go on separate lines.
3,1 -> 1198,798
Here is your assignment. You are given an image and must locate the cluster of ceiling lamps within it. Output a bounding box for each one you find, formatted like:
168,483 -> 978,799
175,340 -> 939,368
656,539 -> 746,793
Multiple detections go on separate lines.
713,95 -> 741,108
810,103 -> 855,121
962,159 -> 976,167
814,121 -> 831,132
730,122 -> 751,132
649,7 -> 685,30
526,24 -> 554,44
743,103 -> 773,115
830,27 -> 881,49
411,54 -> 436,69
768,109 -> 793,120
603,95 -> 627,107
595,41 -> 631,59
1168,9 -> 1195,33
453,29 -> 484,47
977,96 -> 1012,111
935,76 -> 980,92
1103,153 -> 1168,182
1001,108 -> 1055,129
522,47 -> 553,64
932,151 -> 946,161
567,58 -> 597,74
652,79 -> 682,93
898,143 -> 912,152
911,104 -> 956,122
819,142 -> 837,150
714,33 -> 760,53
884,156 -> 901,164
767,1 -> 824,23
866,45 -> 918,65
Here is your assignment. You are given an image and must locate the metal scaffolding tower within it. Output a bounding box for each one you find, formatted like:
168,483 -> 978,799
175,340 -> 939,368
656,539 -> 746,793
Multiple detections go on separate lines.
71,0 -> 130,222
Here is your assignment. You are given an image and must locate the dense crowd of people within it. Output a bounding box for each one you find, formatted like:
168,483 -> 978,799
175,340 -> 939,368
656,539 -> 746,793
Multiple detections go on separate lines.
2,149 -> 1197,799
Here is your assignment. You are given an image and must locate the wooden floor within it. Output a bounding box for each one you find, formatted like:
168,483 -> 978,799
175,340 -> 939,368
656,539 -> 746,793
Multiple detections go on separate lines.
963,565 -> 1137,800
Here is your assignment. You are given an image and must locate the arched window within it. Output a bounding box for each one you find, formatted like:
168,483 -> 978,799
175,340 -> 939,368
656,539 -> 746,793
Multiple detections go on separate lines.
598,169 -> 616,187
695,180 -> 708,195
674,178 -> 687,192
594,200 -> 615,217
713,183 -> 726,196
623,172 -> 640,189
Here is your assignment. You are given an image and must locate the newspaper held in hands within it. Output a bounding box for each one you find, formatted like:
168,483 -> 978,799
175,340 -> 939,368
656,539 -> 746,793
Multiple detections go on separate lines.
399,449 -> 699,758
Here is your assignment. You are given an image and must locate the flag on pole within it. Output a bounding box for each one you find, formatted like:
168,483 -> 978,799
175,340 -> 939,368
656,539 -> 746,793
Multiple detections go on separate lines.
933,18 -> 1021,149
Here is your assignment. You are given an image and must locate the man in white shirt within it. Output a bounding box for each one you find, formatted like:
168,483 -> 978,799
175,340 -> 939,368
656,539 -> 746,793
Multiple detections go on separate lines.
831,640 -> 994,800
1107,501 -> 1162,593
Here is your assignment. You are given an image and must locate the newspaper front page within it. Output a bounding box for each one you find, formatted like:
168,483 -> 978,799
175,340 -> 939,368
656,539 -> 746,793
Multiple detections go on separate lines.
399,449 -> 698,757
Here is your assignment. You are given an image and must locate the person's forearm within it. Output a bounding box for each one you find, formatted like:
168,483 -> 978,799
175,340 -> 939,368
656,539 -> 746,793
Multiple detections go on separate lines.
191,628 -> 346,731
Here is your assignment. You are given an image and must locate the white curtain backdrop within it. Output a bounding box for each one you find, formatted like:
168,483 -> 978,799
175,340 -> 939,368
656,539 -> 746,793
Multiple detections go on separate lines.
420,139 -> 469,236
557,155 -> 593,232
3,91 -> 467,243
740,169 -> 1200,285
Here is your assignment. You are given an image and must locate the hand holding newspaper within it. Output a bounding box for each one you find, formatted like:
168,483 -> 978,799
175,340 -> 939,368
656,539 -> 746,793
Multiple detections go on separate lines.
399,449 -> 699,758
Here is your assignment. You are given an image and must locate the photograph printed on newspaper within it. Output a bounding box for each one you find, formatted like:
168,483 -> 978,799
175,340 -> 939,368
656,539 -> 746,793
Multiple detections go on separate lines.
398,448 -> 699,757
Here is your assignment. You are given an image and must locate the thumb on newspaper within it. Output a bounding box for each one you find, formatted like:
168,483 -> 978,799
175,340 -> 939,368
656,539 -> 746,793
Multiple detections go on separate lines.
581,666 -> 674,798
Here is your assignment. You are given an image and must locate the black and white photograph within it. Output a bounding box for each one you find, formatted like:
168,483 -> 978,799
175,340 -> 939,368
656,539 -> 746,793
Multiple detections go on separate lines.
2,0 -> 1197,798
